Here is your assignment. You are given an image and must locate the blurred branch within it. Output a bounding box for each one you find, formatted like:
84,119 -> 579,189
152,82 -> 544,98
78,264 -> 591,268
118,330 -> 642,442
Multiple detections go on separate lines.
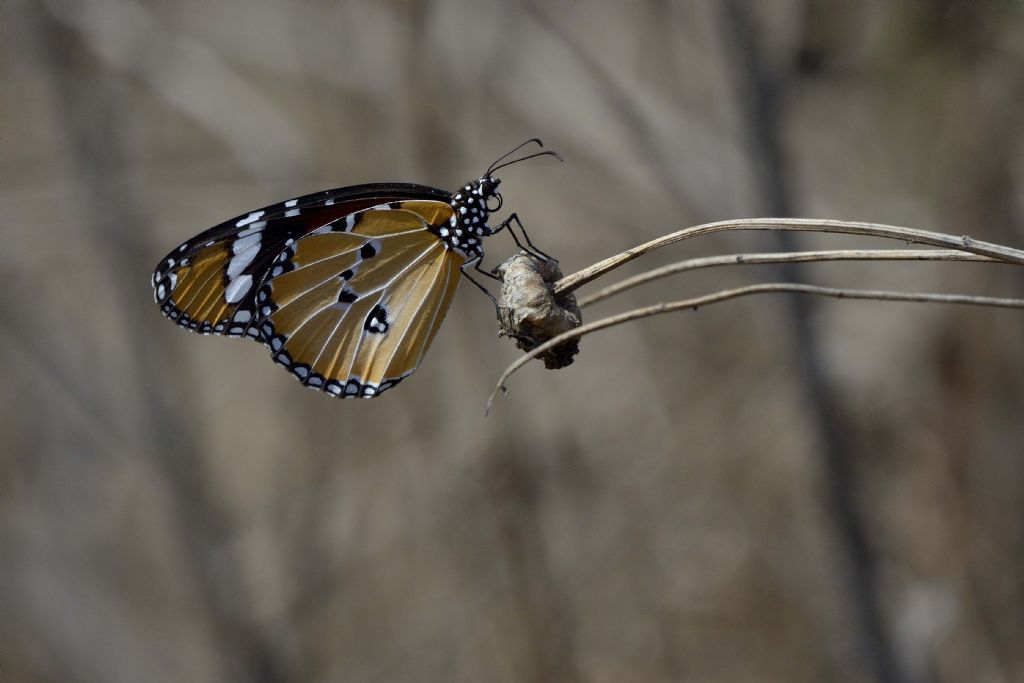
579,248 -> 999,307
488,282 -> 1024,412
714,2 -> 915,680
39,0 -> 312,181
555,218 -> 1024,296
525,3 -> 703,218
34,6 -> 293,682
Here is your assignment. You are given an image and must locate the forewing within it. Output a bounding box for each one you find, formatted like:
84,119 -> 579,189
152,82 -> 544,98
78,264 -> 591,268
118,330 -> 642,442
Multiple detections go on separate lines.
151,184 -> 450,338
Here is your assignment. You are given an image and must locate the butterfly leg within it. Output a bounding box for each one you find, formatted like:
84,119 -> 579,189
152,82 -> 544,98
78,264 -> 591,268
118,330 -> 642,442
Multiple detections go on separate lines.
460,258 -> 501,316
494,213 -> 555,263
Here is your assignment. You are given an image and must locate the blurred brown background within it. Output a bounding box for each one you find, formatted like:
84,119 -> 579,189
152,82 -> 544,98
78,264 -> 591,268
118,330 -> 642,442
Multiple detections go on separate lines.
4,1 -> 1024,682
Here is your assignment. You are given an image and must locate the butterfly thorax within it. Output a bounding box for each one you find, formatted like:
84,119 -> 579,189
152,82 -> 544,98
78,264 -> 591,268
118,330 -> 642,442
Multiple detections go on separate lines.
437,176 -> 500,259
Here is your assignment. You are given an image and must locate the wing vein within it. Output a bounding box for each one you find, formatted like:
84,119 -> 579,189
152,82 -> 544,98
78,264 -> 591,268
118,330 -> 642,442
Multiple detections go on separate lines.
416,256 -> 457,368
376,245 -> 449,381
268,237 -> 439,320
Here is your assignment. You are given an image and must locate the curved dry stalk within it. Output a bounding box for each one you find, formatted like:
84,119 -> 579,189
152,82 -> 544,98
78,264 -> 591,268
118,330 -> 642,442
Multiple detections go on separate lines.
579,249 -> 999,307
486,283 -> 1024,413
554,218 -> 1024,296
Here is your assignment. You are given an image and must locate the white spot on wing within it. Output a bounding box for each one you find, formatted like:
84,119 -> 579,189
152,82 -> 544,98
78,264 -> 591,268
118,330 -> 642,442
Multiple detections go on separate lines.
285,199 -> 298,207
232,232 -> 261,254
227,242 -> 261,279
237,223 -> 265,238
236,211 -> 265,227
225,274 -> 253,303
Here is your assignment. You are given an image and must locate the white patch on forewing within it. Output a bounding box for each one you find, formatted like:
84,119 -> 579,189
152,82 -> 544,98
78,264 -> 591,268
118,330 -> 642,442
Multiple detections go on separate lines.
284,208 -> 300,217
224,274 -> 253,304
237,222 -> 265,238
232,309 -> 252,323
232,232 -> 262,254
227,241 -> 261,279
285,199 -> 298,207
236,211 -> 265,227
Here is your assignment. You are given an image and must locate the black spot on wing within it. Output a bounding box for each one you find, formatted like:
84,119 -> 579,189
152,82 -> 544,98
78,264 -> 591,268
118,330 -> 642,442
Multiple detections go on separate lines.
363,304 -> 390,334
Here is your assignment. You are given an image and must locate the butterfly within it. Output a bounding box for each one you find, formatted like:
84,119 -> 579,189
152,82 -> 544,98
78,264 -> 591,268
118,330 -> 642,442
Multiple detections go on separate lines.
152,139 -> 561,399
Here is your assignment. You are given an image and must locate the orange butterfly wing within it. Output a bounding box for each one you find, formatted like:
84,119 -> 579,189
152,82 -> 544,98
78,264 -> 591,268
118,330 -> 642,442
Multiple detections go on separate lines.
256,201 -> 465,398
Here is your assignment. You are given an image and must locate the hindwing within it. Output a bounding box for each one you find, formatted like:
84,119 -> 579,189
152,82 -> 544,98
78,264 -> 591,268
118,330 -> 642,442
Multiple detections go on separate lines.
256,201 -> 465,398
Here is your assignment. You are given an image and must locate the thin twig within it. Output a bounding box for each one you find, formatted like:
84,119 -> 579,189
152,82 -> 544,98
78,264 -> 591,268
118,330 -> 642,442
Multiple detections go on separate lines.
554,218 -> 1024,296
579,249 -> 999,307
487,283 -> 1024,413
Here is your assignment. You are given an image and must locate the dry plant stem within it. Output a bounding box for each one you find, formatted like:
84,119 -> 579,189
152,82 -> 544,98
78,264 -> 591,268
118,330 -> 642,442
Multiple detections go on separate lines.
554,218 -> 1024,296
486,283 -> 1024,413
579,249 -> 998,307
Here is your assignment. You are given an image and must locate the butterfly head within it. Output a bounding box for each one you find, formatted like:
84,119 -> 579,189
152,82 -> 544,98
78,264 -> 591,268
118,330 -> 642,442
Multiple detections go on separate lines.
471,172 -> 503,211
476,175 -> 503,211
442,141 -> 562,258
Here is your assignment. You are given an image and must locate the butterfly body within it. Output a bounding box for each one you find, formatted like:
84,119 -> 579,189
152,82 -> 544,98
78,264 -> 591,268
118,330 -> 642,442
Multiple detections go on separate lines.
153,177 -> 502,398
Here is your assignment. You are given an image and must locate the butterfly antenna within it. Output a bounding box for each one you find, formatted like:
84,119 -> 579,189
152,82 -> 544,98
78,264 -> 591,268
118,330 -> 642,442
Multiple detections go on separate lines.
488,150 -> 564,175
486,138 -> 545,176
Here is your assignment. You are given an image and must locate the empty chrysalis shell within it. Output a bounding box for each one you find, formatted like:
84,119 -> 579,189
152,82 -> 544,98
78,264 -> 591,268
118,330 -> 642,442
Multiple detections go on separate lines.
495,252 -> 582,369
